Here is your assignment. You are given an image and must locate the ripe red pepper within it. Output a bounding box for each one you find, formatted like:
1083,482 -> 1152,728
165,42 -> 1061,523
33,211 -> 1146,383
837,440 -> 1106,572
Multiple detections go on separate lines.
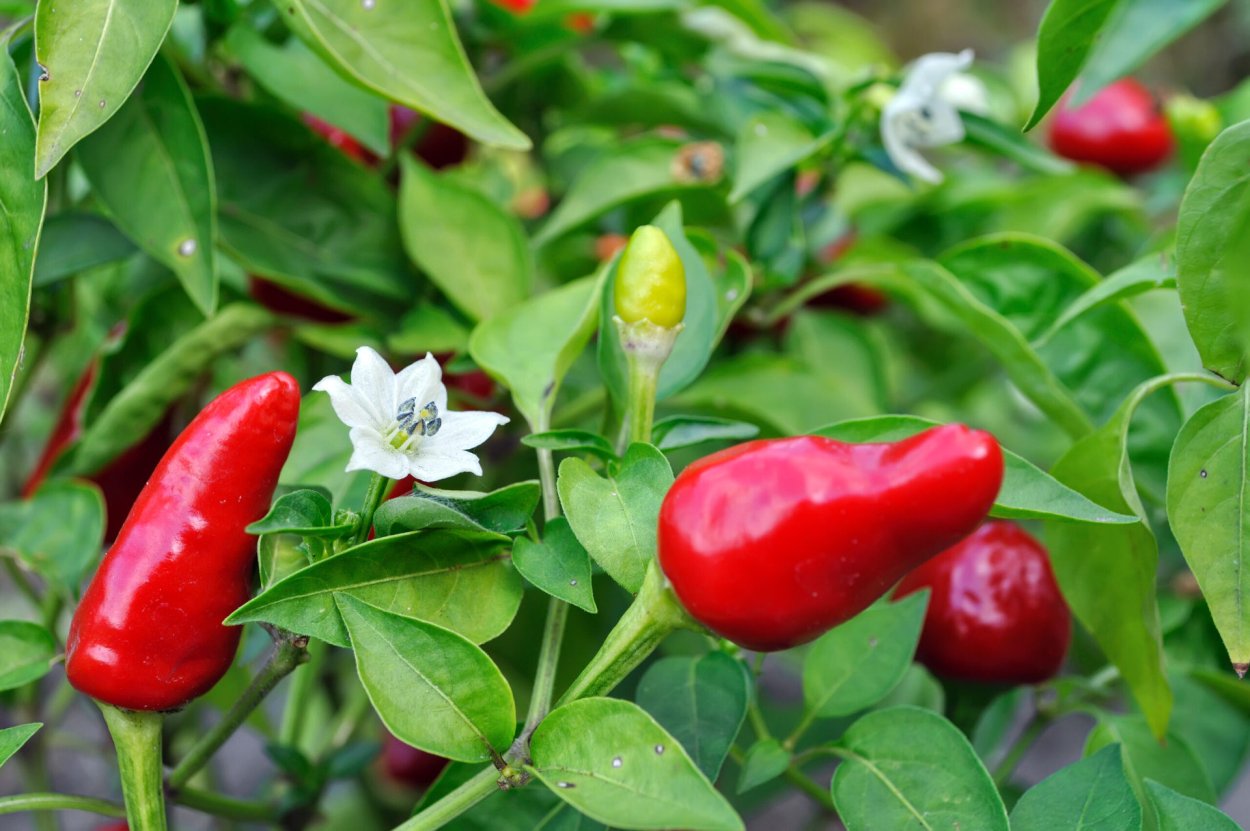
893,521 -> 1070,684
658,425 -> 1003,651
247,274 -> 354,324
66,372 -> 300,711
1048,79 -> 1173,175
303,113 -> 373,165
489,0 -> 535,13
380,731 -> 448,789
389,106 -> 469,170
97,823 -> 128,831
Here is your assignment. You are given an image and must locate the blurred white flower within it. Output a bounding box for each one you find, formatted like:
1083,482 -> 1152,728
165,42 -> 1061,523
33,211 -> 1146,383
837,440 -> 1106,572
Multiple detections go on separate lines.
313,347 -> 508,481
880,49 -> 988,183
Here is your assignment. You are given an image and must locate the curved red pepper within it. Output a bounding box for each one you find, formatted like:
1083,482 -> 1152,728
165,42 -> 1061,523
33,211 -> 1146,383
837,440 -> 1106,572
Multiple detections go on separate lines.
21,360 -> 97,500
1048,79 -> 1173,175
894,521 -> 1070,684
658,425 -> 1003,651
303,113 -> 374,165
66,372 -> 301,711
246,274 -> 355,324
380,730 -> 448,789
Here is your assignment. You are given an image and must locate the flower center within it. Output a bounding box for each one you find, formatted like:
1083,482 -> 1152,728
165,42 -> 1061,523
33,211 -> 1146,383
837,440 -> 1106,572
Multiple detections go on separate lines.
388,398 -> 441,451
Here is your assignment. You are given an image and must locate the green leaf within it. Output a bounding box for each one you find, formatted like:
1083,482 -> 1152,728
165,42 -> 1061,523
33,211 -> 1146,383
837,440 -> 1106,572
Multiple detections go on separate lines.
247,489 -> 352,538
730,112 -> 833,203
0,621 -> 58,692
1009,745 -> 1141,831
70,304 -> 274,476
1176,119 -> 1250,382
1026,0 -> 1120,130
0,481 -> 104,596
1085,715 -> 1217,809
831,707 -> 1009,831
224,26 -> 389,156
522,430 -> 617,462
1167,387 -> 1250,668
1038,251 -> 1176,344
0,723 -> 41,770
227,529 -> 520,647
257,533 -> 310,593
512,518 -> 597,613
1077,0 -> 1227,105
736,739 -> 790,794
279,391 -> 370,506
652,415 -> 759,451
398,157 -> 531,322
0,33 -> 44,428
1146,780 -> 1241,830
960,112 -> 1075,175
33,0 -> 177,177
470,274 -> 601,431
814,415 -> 1137,525
338,595 -> 515,763
557,443 -> 673,593
802,593 -> 928,720
374,481 -> 541,536
529,697 -> 744,831
279,0 -> 528,150
635,652 -> 750,781
32,212 -> 134,287
971,688 -> 1028,768
77,54 -> 217,315
1168,672 -> 1250,794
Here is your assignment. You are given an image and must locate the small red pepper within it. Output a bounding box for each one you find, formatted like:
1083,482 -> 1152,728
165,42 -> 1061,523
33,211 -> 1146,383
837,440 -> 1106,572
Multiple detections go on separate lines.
246,274 -> 354,324
303,113 -> 374,165
97,823 -> 128,831
389,106 -> 470,170
893,521 -> 1070,684
1048,79 -> 1173,175
380,730 -> 448,789
489,0 -> 535,13
66,372 -> 300,711
658,425 -> 1003,651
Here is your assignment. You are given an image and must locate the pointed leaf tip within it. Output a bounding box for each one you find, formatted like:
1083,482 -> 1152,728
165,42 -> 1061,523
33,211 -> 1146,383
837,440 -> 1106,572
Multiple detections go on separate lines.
1233,662 -> 1247,679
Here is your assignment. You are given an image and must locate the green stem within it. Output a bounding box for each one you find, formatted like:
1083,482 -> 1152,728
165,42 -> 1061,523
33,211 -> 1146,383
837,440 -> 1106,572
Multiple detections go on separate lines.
168,635 -> 309,789
625,357 -> 659,446
280,639 -> 324,748
172,786 -> 281,822
352,473 -> 391,547
392,765 -> 500,831
522,600 -> 569,740
2,556 -> 42,612
0,793 -> 124,818
784,766 -> 837,813
992,715 -> 1048,787
99,704 -> 167,831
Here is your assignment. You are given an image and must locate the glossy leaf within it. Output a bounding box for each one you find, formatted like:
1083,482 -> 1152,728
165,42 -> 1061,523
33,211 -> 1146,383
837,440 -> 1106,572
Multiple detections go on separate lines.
529,698 -> 743,831
398,157 -> 531,322
652,415 -> 759,451
1147,780 -> 1241,830
77,54 -> 217,315
0,33 -> 43,429
1009,744 -> 1140,831
0,723 -> 40,770
1085,715 -> 1217,808
0,621 -> 58,692
0,481 -> 104,596
730,112 -> 833,202
831,707 -> 1009,831
32,212 -> 134,287
247,489 -> 352,538
1026,0 -> 1119,130
557,443 -> 673,593
802,592 -> 928,720
279,0 -> 528,150
522,430 -> 617,462
374,481 -> 541,536
512,518 -> 597,613
33,0 -> 176,176
470,274 -> 601,430
338,595 -> 515,763
736,739 -> 790,794
227,529 -> 520,647
635,652 -> 751,780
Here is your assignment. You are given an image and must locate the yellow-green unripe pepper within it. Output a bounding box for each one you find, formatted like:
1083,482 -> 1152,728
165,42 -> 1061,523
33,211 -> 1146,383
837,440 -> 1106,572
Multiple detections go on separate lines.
614,226 -> 686,330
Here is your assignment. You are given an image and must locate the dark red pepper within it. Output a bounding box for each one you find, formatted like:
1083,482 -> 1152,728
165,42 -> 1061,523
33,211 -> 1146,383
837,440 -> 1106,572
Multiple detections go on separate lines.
893,521 -> 1070,684
490,0 -> 535,13
246,274 -> 354,324
66,372 -> 300,711
389,106 -> 469,170
658,425 -> 1003,651
303,113 -> 373,165
380,730 -> 448,789
21,360 -> 97,500
1048,79 -> 1173,175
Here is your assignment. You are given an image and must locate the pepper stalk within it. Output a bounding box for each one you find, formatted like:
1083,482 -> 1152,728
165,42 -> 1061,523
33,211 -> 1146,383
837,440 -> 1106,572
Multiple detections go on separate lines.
99,704 -> 167,831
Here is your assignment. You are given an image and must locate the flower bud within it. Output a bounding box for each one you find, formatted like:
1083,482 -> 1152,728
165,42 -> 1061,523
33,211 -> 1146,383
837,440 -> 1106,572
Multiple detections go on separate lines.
614,226 -> 686,330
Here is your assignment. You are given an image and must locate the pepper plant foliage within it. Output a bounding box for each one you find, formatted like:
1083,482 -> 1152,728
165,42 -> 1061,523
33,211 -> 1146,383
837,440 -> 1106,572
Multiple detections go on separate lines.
2,0 -> 1250,829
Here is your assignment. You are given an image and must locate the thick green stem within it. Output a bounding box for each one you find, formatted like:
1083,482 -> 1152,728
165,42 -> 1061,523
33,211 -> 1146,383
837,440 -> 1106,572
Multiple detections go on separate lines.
0,793 -> 124,818
625,358 -> 659,446
393,765 -> 501,831
99,704 -> 167,831
352,473 -> 391,547
168,635 -> 309,789
172,786 -> 282,822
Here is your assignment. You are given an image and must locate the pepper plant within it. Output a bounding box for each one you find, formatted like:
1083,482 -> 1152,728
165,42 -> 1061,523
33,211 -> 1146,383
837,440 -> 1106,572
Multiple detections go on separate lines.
2,1 -> 1250,829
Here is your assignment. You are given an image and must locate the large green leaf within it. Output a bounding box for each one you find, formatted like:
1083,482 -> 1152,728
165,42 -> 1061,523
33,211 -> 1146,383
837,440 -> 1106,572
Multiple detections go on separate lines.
1009,745 -> 1141,831
0,723 -> 40,770
730,112 -> 833,203
1026,0 -> 1120,130
831,707 -> 1009,831
511,517 -> 597,613
1146,780 -> 1241,830
0,621 -> 58,692
33,0 -> 176,176
529,698 -> 743,831
338,595 -> 515,763
32,212 -> 134,287
279,0 -> 528,150
77,54 -> 217,315
1039,251 -> 1176,344
375,481 -> 541,536
0,481 -> 104,597
398,157 -> 531,322
0,31 -> 45,427
1086,715 -> 1217,812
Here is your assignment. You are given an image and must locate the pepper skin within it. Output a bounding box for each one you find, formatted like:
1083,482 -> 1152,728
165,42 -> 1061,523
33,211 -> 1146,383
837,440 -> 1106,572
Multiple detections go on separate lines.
893,521 -> 1070,684
658,425 -> 1003,651
1048,79 -> 1173,175
380,731 -> 448,789
303,113 -> 373,165
247,274 -> 354,324
66,372 -> 300,711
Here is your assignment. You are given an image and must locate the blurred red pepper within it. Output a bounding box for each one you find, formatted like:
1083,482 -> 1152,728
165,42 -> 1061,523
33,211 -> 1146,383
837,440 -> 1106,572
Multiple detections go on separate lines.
489,0 -> 535,13
246,275 -> 354,324
389,106 -> 469,170
380,730 -> 448,789
1048,79 -> 1173,175
66,372 -> 300,711
809,228 -> 888,316
659,425 -> 1003,651
303,113 -> 373,165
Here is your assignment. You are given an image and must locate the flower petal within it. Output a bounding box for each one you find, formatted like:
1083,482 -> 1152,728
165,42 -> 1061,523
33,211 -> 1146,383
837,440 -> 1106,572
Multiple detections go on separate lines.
394,353 -> 441,410
882,111 -> 944,183
312,375 -> 383,430
345,427 -> 409,479
351,346 -> 398,421
408,447 -> 485,481
426,410 -> 510,453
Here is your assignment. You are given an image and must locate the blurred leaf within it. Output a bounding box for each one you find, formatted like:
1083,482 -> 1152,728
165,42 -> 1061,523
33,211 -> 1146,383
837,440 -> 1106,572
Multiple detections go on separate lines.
1085,714 -> 1217,810
279,391 -> 370,506
512,517 -> 597,613
32,212 -> 134,287
389,305 -> 470,357
0,621 -> 57,692
0,481 -> 104,596
960,113 -> 1074,175
1039,251 -> 1176,344
970,688 -> 1027,768
1147,780 -> 1241,830
529,698 -> 743,831
874,664 -> 944,713
247,489 -> 352,537
339,595 -> 515,763
522,430 -> 617,462
399,157 -> 531,322
33,0 -> 176,176
1027,0 -> 1119,130
736,739 -> 789,793
1009,745 -> 1140,830
730,111 -> 832,202
374,481 -> 541,536
279,0 -> 528,150
652,415 -> 759,451
1168,672 -> 1250,795
0,723 -> 41,770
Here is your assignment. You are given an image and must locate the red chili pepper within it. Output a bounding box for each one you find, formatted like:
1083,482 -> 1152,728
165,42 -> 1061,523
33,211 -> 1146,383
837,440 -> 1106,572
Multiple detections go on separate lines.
303,113 -> 375,165
380,730 -> 448,789
97,823 -> 128,831
1048,79 -> 1173,175
21,360 -> 97,500
246,274 -> 354,324
594,233 -> 629,263
389,106 -> 470,170
658,425 -> 1003,651
893,521 -> 1070,684
66,372 -> 301,711
489,0 -> 535,13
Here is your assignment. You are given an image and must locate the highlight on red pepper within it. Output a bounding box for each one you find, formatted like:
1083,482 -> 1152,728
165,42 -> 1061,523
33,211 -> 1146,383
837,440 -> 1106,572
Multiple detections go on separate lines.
658,425 -> 1004,651
65,372 -> 301,711
894,520 -> 1071,684
1047,78 -> 1173,175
